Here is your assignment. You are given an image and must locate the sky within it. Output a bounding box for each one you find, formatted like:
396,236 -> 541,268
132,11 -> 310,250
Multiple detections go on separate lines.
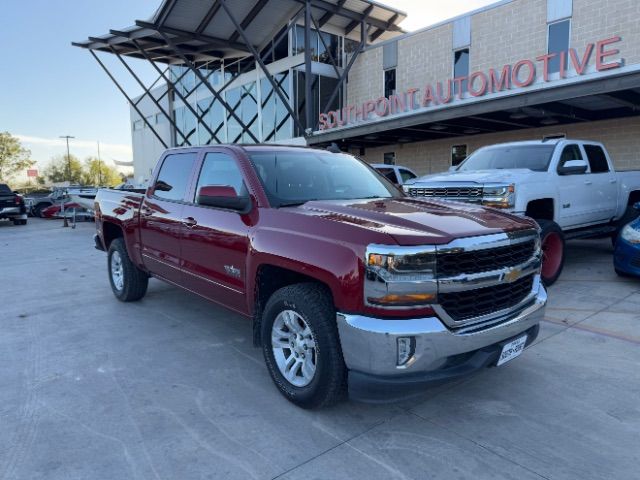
0,0 -> 496,177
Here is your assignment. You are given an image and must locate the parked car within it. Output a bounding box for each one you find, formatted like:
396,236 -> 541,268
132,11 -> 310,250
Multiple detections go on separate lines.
26,186 -> 97,217
614,203 -> 640,277
0,183 -> 27,225
405,137 -> 640,285
372,164 -> 417,185
40,202 -> 91,219
94,145 -> 546,408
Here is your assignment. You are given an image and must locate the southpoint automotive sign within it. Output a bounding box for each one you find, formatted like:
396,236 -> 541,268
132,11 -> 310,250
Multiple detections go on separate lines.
318,36 -> 623,131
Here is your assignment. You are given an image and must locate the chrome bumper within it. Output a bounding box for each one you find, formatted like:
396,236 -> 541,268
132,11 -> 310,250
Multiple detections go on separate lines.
337,279 -> 546,378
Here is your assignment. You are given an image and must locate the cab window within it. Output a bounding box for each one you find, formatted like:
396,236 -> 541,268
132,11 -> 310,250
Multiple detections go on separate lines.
194,152 -> 247,200
557,145 -> 584,173
377,167 -> 398,183
399,169 -> 416,183
153,152 -> 197,201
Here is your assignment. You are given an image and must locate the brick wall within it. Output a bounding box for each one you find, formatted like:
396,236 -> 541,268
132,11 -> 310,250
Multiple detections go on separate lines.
359,117 -> 640,174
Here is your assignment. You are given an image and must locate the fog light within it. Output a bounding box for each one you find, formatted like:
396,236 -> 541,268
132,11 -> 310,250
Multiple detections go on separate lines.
397,337 -> 416,366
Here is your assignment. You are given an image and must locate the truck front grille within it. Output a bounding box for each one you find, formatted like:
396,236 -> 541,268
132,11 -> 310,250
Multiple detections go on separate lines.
408,186 -> 482,199
438,240 -> 536,277
439,275 -> 534,323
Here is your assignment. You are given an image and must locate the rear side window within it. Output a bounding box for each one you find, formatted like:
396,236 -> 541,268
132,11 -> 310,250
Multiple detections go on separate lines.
153,152 -> 197,201
584,145 -> 610,173
194,152 -> 246,198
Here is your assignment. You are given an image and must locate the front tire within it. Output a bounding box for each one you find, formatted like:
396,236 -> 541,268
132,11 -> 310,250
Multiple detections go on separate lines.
108,238 -> 148,302
13,219 -> 27,226
537,219 -> 565,287
261,283 -> 346,409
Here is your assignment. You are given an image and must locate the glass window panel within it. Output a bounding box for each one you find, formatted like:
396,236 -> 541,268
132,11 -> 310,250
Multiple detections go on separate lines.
451,144 -> 468,166
383,152 -> 396,165
548,20 -> 570,73
241,82 -> 258,143
384,69 -> 396,98
226,87 -> 242,143
584,145 -> 609,173
195,152 -> 247,197
154,153 -> 197,202
453,49 -> 469,95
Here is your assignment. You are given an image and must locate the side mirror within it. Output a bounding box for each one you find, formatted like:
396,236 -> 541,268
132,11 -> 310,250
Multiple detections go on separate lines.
197,185 -> 251,213
634,201 -> 640,211
448,166 -> 458,172
558,159 -> 588,175
153,180 -> 173,192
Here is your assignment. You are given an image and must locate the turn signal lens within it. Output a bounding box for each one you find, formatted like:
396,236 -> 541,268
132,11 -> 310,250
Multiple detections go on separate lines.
367,293 -> 436,306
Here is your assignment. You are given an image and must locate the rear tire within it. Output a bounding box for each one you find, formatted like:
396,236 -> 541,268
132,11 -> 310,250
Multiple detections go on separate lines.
537,219 -> 565,287
13,219 -> 27,226
108,238 -> 148,302
261,283 -> 346,409
33,203 -> 48,218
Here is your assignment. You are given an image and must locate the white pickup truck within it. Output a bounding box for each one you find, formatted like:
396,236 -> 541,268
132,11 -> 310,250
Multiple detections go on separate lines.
404,137 -> 640,285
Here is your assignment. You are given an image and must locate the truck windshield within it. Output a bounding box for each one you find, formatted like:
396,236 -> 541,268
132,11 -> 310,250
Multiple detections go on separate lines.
457,145 -> 555,172
248,150 -> 400,207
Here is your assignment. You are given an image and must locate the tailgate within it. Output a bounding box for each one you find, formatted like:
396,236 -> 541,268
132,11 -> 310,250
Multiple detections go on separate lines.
0,194 -> 16,209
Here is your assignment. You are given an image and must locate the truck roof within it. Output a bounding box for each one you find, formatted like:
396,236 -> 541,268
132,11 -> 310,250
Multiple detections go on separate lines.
479,138 -> 603,149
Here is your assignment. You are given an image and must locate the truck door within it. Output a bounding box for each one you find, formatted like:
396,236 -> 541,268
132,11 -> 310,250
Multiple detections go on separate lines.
139,151 -> 198,284
556,144 -> 594,228
180,151 -> 251,315
583,144 -> 618,221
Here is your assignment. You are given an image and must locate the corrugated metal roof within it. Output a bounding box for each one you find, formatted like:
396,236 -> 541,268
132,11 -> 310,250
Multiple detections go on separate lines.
73,0 -> 406,64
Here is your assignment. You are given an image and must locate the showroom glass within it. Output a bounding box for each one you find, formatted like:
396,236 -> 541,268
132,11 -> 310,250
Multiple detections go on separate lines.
248,151 -> 400,207
453,49 -> 469,94
384,152 -> 396,165
584,145 -> 610,173
548,20 -> 570,73
458,145 -> 555,172
153,153 -> 198,202
194,153 -> 247,199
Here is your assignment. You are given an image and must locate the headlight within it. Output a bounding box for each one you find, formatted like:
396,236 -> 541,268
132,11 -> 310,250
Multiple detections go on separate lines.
482,184 -> 515,208
620,224 -> 640,244
365,245 -> 437,307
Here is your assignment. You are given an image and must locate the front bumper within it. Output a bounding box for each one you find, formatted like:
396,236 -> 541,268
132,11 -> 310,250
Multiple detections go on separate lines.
614,238 -> 640,277
336,280 -> 546,402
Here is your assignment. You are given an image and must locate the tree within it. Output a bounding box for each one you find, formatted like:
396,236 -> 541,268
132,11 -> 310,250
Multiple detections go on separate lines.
0,132 -> 35,181
82,157 -> 123,187
43,154 -> 84,184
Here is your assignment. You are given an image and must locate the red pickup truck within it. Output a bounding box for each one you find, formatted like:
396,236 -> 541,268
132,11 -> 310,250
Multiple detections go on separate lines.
94,145 -> 547,408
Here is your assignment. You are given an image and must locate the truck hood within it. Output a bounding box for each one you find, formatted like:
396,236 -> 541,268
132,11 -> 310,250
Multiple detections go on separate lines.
408,169 -> 535,185
287,197 -> 537,246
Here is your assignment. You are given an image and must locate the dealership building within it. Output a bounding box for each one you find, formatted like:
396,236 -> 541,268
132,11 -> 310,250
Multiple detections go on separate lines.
75,0 -> 640,179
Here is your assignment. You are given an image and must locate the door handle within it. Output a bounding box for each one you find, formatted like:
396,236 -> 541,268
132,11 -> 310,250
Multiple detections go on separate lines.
610,179 -> 617,184
584,180 -> 593,185
182,217 -> 198,227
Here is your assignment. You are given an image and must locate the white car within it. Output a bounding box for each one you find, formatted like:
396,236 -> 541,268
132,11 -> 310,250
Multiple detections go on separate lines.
372,164 -> 418,185
405,137 -> 640,285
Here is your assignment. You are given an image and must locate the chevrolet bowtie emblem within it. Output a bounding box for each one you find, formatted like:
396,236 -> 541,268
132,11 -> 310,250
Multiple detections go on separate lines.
504,268 -> 522,283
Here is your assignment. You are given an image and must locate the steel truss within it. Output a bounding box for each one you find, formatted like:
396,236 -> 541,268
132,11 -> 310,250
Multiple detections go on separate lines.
85,0 -> 370,147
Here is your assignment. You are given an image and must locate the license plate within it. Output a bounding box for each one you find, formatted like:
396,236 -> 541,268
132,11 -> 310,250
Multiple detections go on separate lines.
497,335 -> 527,366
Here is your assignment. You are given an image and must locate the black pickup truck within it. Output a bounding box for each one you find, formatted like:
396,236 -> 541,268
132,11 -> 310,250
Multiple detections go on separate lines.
0,184 -> 27,225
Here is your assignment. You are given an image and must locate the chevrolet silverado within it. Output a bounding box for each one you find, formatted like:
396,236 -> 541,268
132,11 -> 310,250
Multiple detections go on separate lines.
94,145 -> 547,408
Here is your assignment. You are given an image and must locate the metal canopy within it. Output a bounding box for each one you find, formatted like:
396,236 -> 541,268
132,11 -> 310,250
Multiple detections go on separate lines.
73,0 -> 406,64
308,71 -> 640,150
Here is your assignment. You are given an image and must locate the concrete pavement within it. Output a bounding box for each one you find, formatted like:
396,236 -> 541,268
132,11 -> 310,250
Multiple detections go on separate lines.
1,218 -> 639,480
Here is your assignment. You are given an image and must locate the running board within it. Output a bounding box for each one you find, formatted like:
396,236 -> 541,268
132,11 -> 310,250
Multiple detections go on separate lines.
564,225 -> 616,240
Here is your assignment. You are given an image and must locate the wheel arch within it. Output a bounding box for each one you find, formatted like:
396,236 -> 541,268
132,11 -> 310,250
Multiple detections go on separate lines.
525,198 -> 555,221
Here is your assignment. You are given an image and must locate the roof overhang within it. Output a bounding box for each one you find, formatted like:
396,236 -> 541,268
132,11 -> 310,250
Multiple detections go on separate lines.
308,68 -> 640,148
72,0 -> 406,64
